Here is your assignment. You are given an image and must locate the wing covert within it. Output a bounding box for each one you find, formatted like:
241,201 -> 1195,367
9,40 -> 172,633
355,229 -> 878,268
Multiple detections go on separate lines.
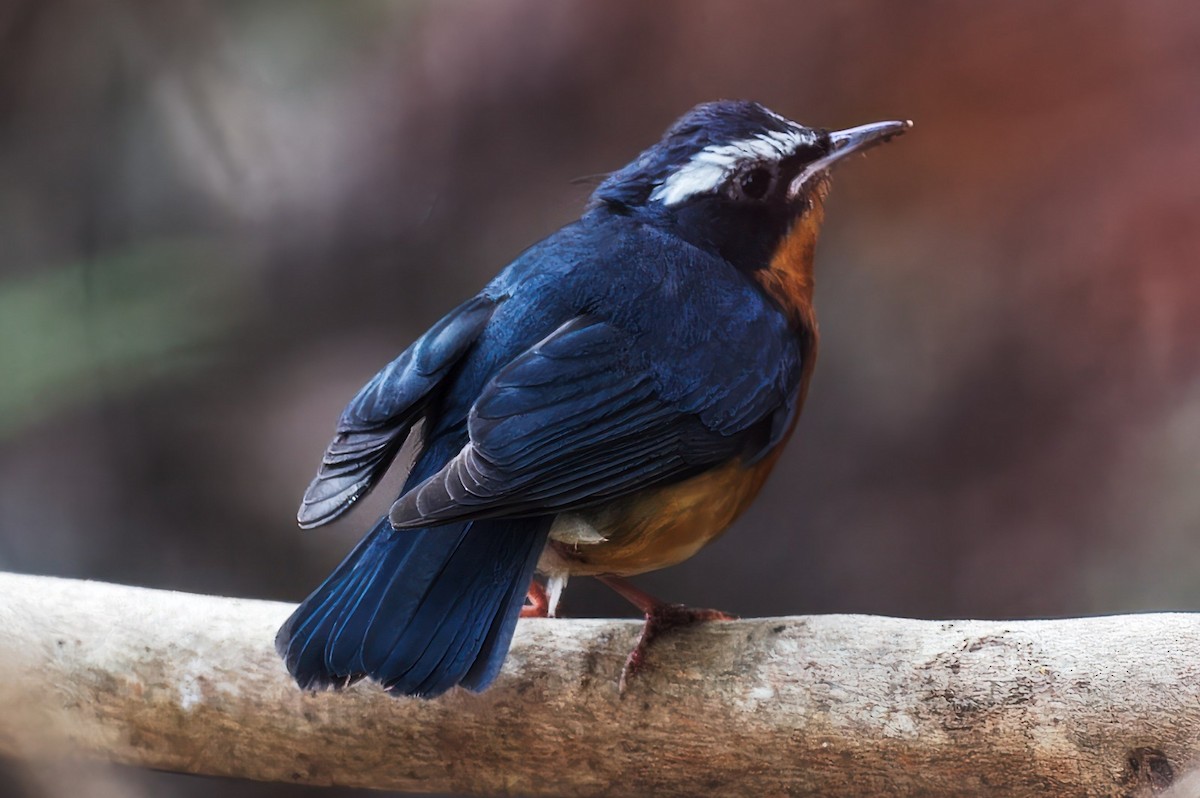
388,314 -> 797,529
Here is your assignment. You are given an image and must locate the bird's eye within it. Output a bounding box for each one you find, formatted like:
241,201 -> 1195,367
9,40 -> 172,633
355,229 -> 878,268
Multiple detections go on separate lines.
735,167 -> 773,201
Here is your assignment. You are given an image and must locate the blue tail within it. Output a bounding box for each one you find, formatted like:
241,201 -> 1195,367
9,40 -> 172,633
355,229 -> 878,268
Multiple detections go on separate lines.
276,516 -> 550,697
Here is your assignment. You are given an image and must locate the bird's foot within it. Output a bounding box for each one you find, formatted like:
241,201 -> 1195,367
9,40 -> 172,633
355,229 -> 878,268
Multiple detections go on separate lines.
619,603 -> 737,692
520,580 -> 549,618
596,575 -> 736,692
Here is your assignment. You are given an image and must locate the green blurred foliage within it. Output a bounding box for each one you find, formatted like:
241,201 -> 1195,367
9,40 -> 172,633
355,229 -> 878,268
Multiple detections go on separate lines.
0,240 -> 252,437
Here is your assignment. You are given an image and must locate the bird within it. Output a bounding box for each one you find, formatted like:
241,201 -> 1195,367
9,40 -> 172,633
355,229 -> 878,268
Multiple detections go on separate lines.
276,100 -> 910,698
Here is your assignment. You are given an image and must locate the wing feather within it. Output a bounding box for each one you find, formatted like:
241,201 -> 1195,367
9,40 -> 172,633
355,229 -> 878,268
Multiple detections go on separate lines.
296,295 -> 496,528
388,315 -> 789,528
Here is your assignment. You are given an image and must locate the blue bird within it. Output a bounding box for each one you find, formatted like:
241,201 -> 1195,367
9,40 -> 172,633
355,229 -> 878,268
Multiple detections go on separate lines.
276,100 -> 910,697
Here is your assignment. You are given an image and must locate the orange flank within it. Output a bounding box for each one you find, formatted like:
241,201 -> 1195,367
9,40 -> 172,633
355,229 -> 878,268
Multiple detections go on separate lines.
551,451 -> 785,576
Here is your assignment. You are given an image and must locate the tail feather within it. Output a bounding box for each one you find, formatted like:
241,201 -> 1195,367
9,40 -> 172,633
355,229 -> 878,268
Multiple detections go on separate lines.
322,545 -> 397,676
387,526 -> 545,696
277,515 -> 550,697
278,528 -> 397,689
461,550 -> 541,691
360,529 -> 472,679
332,527 -> 455,677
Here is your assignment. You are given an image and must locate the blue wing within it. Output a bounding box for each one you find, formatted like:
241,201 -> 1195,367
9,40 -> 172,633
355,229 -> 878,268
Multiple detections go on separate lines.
388,308 -> 802,528
297,295 -> 497,528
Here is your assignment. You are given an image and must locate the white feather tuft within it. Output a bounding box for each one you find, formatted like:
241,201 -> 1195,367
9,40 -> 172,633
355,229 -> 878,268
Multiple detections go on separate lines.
546,574 -> 567,618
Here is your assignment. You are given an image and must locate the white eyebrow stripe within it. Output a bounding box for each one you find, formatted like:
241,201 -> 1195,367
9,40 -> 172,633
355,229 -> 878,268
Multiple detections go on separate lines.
650,127 -> 816,206
763,107 -> 794,127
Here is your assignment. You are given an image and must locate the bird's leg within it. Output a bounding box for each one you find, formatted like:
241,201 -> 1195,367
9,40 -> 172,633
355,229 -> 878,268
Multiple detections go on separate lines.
520,580 -> 550,618
596,575 -> 737,691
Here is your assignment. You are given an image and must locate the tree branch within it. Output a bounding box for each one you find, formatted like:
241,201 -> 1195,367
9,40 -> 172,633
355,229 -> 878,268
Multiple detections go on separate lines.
1,572 -> 1199,796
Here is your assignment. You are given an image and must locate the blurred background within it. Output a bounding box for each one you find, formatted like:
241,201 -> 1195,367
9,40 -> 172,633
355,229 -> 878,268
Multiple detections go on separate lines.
2,0 -> 1199,795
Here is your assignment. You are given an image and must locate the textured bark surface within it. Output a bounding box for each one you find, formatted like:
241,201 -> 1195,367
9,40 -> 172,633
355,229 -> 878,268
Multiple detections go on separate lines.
1,572 -> 1199,797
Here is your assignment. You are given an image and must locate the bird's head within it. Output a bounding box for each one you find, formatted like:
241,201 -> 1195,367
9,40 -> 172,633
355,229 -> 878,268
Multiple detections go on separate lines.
591,100 -> 910,281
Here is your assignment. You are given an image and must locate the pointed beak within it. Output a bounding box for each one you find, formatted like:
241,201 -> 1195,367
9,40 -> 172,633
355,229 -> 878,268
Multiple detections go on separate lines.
788,119 -> 912,200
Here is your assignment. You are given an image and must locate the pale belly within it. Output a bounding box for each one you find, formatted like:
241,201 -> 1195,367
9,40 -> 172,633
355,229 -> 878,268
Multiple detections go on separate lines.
539,452 -> 783,578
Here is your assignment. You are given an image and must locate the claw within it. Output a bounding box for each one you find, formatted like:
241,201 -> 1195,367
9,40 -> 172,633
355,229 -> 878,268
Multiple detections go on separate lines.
619,603 -> 737,692
596,575 -> 736,692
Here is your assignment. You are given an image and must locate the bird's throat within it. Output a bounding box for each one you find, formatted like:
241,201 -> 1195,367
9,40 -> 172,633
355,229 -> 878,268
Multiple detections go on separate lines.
753,207 -> 822,331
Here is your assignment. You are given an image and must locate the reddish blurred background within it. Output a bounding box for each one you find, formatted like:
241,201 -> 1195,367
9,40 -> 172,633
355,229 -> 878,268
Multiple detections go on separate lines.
2,1 -> 1199,796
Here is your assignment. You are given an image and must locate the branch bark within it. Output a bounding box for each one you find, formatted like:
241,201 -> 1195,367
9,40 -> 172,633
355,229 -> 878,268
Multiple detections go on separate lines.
1,572 -> 1199,797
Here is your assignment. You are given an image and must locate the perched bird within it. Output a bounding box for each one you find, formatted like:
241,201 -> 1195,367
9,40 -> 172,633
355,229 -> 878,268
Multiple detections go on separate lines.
277,100 -> 909,697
